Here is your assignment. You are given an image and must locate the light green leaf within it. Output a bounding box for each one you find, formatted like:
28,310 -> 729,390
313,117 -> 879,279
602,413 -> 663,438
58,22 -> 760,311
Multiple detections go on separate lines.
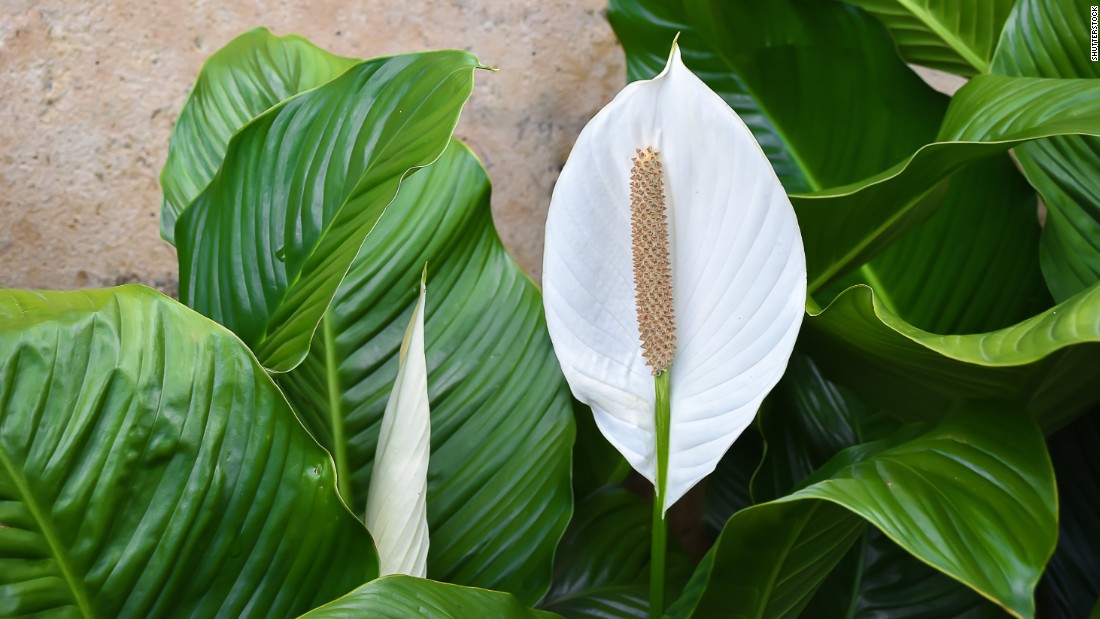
671,405 -> 1056,619
836,0 -> 1015,75
802,280 -> 1100,431
793,74 -> 1100,291
0,287 -> 377,618
277,141 -> 573,604
176,51 -> 480,373
160,27 -> 357,243
299,575 -> 559,619
365,274 -> 430,578
992,0 -> 1100,301
608,0 -> 947,194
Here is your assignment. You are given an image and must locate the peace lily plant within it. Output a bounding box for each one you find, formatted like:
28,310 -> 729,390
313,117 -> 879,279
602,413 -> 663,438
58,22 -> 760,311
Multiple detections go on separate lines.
543,41 -> 806,617
3,0 -> 1100,617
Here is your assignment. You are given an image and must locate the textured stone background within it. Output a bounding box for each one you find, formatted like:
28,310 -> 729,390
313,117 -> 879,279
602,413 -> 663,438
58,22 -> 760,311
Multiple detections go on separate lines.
0,0 -> 624,293
0,2 -> 960,294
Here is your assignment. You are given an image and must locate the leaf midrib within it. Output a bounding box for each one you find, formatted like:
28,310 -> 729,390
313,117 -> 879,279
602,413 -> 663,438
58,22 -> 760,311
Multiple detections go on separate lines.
0,446 -> 97,618
895,0 -> 989,72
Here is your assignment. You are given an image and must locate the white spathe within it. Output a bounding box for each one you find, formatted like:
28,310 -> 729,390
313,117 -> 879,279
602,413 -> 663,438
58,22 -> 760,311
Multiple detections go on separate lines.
364,276 -> 431,577
543,43 -> 806,513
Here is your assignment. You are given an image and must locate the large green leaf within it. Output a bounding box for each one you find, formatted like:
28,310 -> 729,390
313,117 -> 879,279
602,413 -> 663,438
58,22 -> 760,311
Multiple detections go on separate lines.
793,74 -> 1100,291
300,575 -> 559,619
831,156 -> 1051,334
176,51 -> 480,373
670,406 -> 1056,619
1036,411 -> 1100,616
608,0 -> 947,194
0,287 -> 377,618
160,28 -> 357,243
836,0 -> 1015,75
277,141 -> 573,604
539,487 -> 693,619
752,355 -> 1000,618
992,0 -> 1100,302
803,280 -> 1100,431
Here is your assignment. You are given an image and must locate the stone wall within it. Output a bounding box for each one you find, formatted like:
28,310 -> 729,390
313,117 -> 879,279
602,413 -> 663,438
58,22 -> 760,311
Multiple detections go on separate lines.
0,0 -> 625,292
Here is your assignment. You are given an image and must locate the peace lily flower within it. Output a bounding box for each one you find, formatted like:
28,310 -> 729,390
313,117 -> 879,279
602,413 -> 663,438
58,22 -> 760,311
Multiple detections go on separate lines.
543,42 -> 806,517
364,270 -> 431,577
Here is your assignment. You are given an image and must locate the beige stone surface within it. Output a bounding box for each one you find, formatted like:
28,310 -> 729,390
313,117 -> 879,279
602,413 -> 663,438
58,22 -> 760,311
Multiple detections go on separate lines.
0,0 -> 625,293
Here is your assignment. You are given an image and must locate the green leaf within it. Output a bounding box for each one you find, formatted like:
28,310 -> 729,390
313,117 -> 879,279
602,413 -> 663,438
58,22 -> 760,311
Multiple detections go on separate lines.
833,156 -> 1051,335
276,141 -> 573,604
672,405 -> 1056,619
176,51 -> 480,373
702,425 -> 761,537
539,487 -> 693,619
1036,411 -> 1100,616
571,400 -> 631,502
607,0 -> 948,194
803,279 -> 1100,431
991,0 -> 1100,302
299,575 -> 559,619
808,528 -> 1005,618
793,73 -> 1100,292
159,28 -> 357,243
0,287 -> 377,618
836,0 -> 1015,75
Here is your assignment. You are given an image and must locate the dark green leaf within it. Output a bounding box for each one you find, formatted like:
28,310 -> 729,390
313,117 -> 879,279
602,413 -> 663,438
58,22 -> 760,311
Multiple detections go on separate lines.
176,51 -> 480,372
837,0 -> 1015,75
608,0 -> 947,194
300,575 -> 559,619
572,400 -> 631,502
793,74 -> 1100,292
0,287 -> 376,618
671,405 -> 1056,619
1037,411 -> 1100,617
802,280 -> 1100,431
540,487 -> 693,618
277,142 -> 573,604
833,156 -> 1051,334
160,28 -> 357,243
807,528 -> 1005,618
992,0 -> 1100,302
702,425 -> 761,536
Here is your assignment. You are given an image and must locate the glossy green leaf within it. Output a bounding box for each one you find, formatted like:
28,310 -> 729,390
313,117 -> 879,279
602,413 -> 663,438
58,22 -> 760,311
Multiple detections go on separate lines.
277,141 -> 573,604
672,406 -> 1056,619
300,575 -> 559,619
159,27 -> 357,243
607,0 -> 947,194
1036,411 -> 1100,617
752,355 -> 998,618
836,0 -> 1015,75
834,156 -> 1051,334
702,425 -> 761,537
793,74 -> 1100,291
539,487 -> 693,619
992,0 -> 1100,302
803,279 -> 1100,431
572,400 -> 631,502
808,528 -> 1005,618
0,287 -> 377,618
176,51 -> 480,373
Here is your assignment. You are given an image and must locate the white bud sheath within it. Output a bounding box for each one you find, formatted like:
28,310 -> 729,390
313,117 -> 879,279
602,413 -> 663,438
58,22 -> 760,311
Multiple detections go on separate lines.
365,274 -> 431,577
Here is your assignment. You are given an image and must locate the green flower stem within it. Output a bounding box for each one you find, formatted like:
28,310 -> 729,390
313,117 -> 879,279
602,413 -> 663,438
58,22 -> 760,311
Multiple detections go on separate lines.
650,369 -> 671,619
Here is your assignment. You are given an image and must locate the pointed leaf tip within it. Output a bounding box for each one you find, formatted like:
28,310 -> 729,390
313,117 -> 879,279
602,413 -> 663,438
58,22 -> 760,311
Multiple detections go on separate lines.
543,39 -> 806,512
364,278 -> 431,577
